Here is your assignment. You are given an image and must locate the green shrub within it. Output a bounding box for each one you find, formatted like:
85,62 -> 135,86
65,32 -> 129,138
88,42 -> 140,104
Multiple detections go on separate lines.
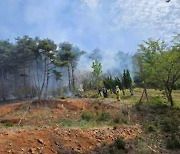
94,104 -> 99,110
149,96 -> 169,109
3,122 -> 13,127
61,120 -> 74,127
114,137 -> 126,150
113,117 -> 120,124
150,96 -> 163,104
108,147 -> 126,154
91,93 -> 99,98
122,109 -> 128,116
167,135 -> 180,149
113,115 -> 129,124
122,117 -> 129,124
98,112 -> 110,121
147,124 -> 157,132
81,110 -> 94,121
108,138 -> 126,154
161,116 -> 179,133
108,147 -> 115,154
135,103 -> 142,111
58,96 -> 66,99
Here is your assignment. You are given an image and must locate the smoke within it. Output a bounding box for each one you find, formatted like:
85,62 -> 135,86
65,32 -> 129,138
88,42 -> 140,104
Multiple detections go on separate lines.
77,49 -> 134,77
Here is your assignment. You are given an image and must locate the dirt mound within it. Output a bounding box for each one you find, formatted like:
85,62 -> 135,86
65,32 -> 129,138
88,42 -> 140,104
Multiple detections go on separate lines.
31,99 -> 92,110
31,99 -> 59,108
0,125 -> 142,154
0,102 -> 28,116
0,99 -> 142,153
0,118 -> 21,124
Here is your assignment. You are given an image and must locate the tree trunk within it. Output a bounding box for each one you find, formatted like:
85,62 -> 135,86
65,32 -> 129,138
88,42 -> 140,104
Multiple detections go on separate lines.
122,86 -> 125,96
139,87 -> 148,104
139,89 -> 144,104
1,67 -> 5,101
45,71 -> 50,98
45,59 -> 51,98
23,67 -> 27,99
129,85 -> 133,96
165,86 -> 174,107
36,59 -> 41,95
168,91 -> 174,107
71,63 -> 75,90
144,87 -> 149,102
39,57 -> 47,100
67,66 -> 71,91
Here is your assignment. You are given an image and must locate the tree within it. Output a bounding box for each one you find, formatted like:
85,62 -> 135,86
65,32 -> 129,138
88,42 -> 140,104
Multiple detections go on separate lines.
114,77 -> 123,91
122,69 -> 133,95
103,76 -> 113,91
136,38 -> 180,106
38,39 -> 57,99
151,50 -> 180,106
58,43 -> 84,91
91,60 -> 102,90
0,40 -> 14,101
58,42 -> 73,90
15,36 -> 38,98
70,47 -> 85,89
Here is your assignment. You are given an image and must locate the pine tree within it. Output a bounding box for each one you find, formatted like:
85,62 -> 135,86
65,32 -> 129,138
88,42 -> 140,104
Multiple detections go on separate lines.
122,69 -> 133,95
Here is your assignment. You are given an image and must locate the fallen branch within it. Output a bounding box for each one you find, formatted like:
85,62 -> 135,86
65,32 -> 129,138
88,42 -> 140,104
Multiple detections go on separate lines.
18,102 -> 32,126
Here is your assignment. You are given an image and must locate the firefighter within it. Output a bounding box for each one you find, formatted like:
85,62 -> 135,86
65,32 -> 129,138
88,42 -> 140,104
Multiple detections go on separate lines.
98,89 -> 103,97
116,85 -> 121,101
78,84 -> 84,97
102,87 -> 108,98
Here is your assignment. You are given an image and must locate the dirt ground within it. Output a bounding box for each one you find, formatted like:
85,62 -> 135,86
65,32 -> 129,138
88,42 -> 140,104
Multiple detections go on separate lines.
0,98 -> 179,154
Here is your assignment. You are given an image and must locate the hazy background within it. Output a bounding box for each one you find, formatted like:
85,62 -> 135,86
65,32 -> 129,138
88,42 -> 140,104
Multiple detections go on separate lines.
0,0 -> 179,72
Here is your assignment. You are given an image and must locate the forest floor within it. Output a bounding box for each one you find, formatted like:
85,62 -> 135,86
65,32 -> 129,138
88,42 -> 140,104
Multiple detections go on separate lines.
0,89 -> 179,154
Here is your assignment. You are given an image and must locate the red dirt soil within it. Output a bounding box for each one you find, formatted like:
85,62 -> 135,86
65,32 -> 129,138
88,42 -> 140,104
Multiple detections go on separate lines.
0,125 -> 142,154
0,99 -> 142,154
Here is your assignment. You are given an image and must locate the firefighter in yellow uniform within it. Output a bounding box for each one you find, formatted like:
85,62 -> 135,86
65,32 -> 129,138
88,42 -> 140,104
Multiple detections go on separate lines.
116,86 -> 121,101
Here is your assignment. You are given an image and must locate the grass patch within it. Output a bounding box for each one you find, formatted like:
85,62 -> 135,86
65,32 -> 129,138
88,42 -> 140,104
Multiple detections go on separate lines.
145,122 -> 158,132
114,137 -> 126,150
61,119 -> 99,128
167,135 -> 180,149
81,110 -> 94,121
160,115 -> 180,133
97,112 -> 111,121
113,116 -> 129,125
108,137 -> 127,154
3,122 -> 14,127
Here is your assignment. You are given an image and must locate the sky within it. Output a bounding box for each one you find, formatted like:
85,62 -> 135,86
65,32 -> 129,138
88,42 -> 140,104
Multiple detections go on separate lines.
0,0 -> 180,71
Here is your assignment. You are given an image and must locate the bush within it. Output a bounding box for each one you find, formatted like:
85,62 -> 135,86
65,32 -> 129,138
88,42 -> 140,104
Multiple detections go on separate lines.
161,116 -> 179,133
81,110 -> 94,121
91,93 -> 99,98
122,109 -> 128,116
3,122 -> 13,127
150,96 -> 163,104
57,95 -> 67,99
108,147 -> 126,154
149,96 -> 169,109
167,135 -> 180,149
113,114 -> 129,124
113,115 -> 129,124
98,112 -> 110,121
61,120 -> 74,127
94,104 -> 99,110
147,124 -> 157,132
113,117 -> 120,124
114,137 -> 126,150
108,137 -> 126,154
